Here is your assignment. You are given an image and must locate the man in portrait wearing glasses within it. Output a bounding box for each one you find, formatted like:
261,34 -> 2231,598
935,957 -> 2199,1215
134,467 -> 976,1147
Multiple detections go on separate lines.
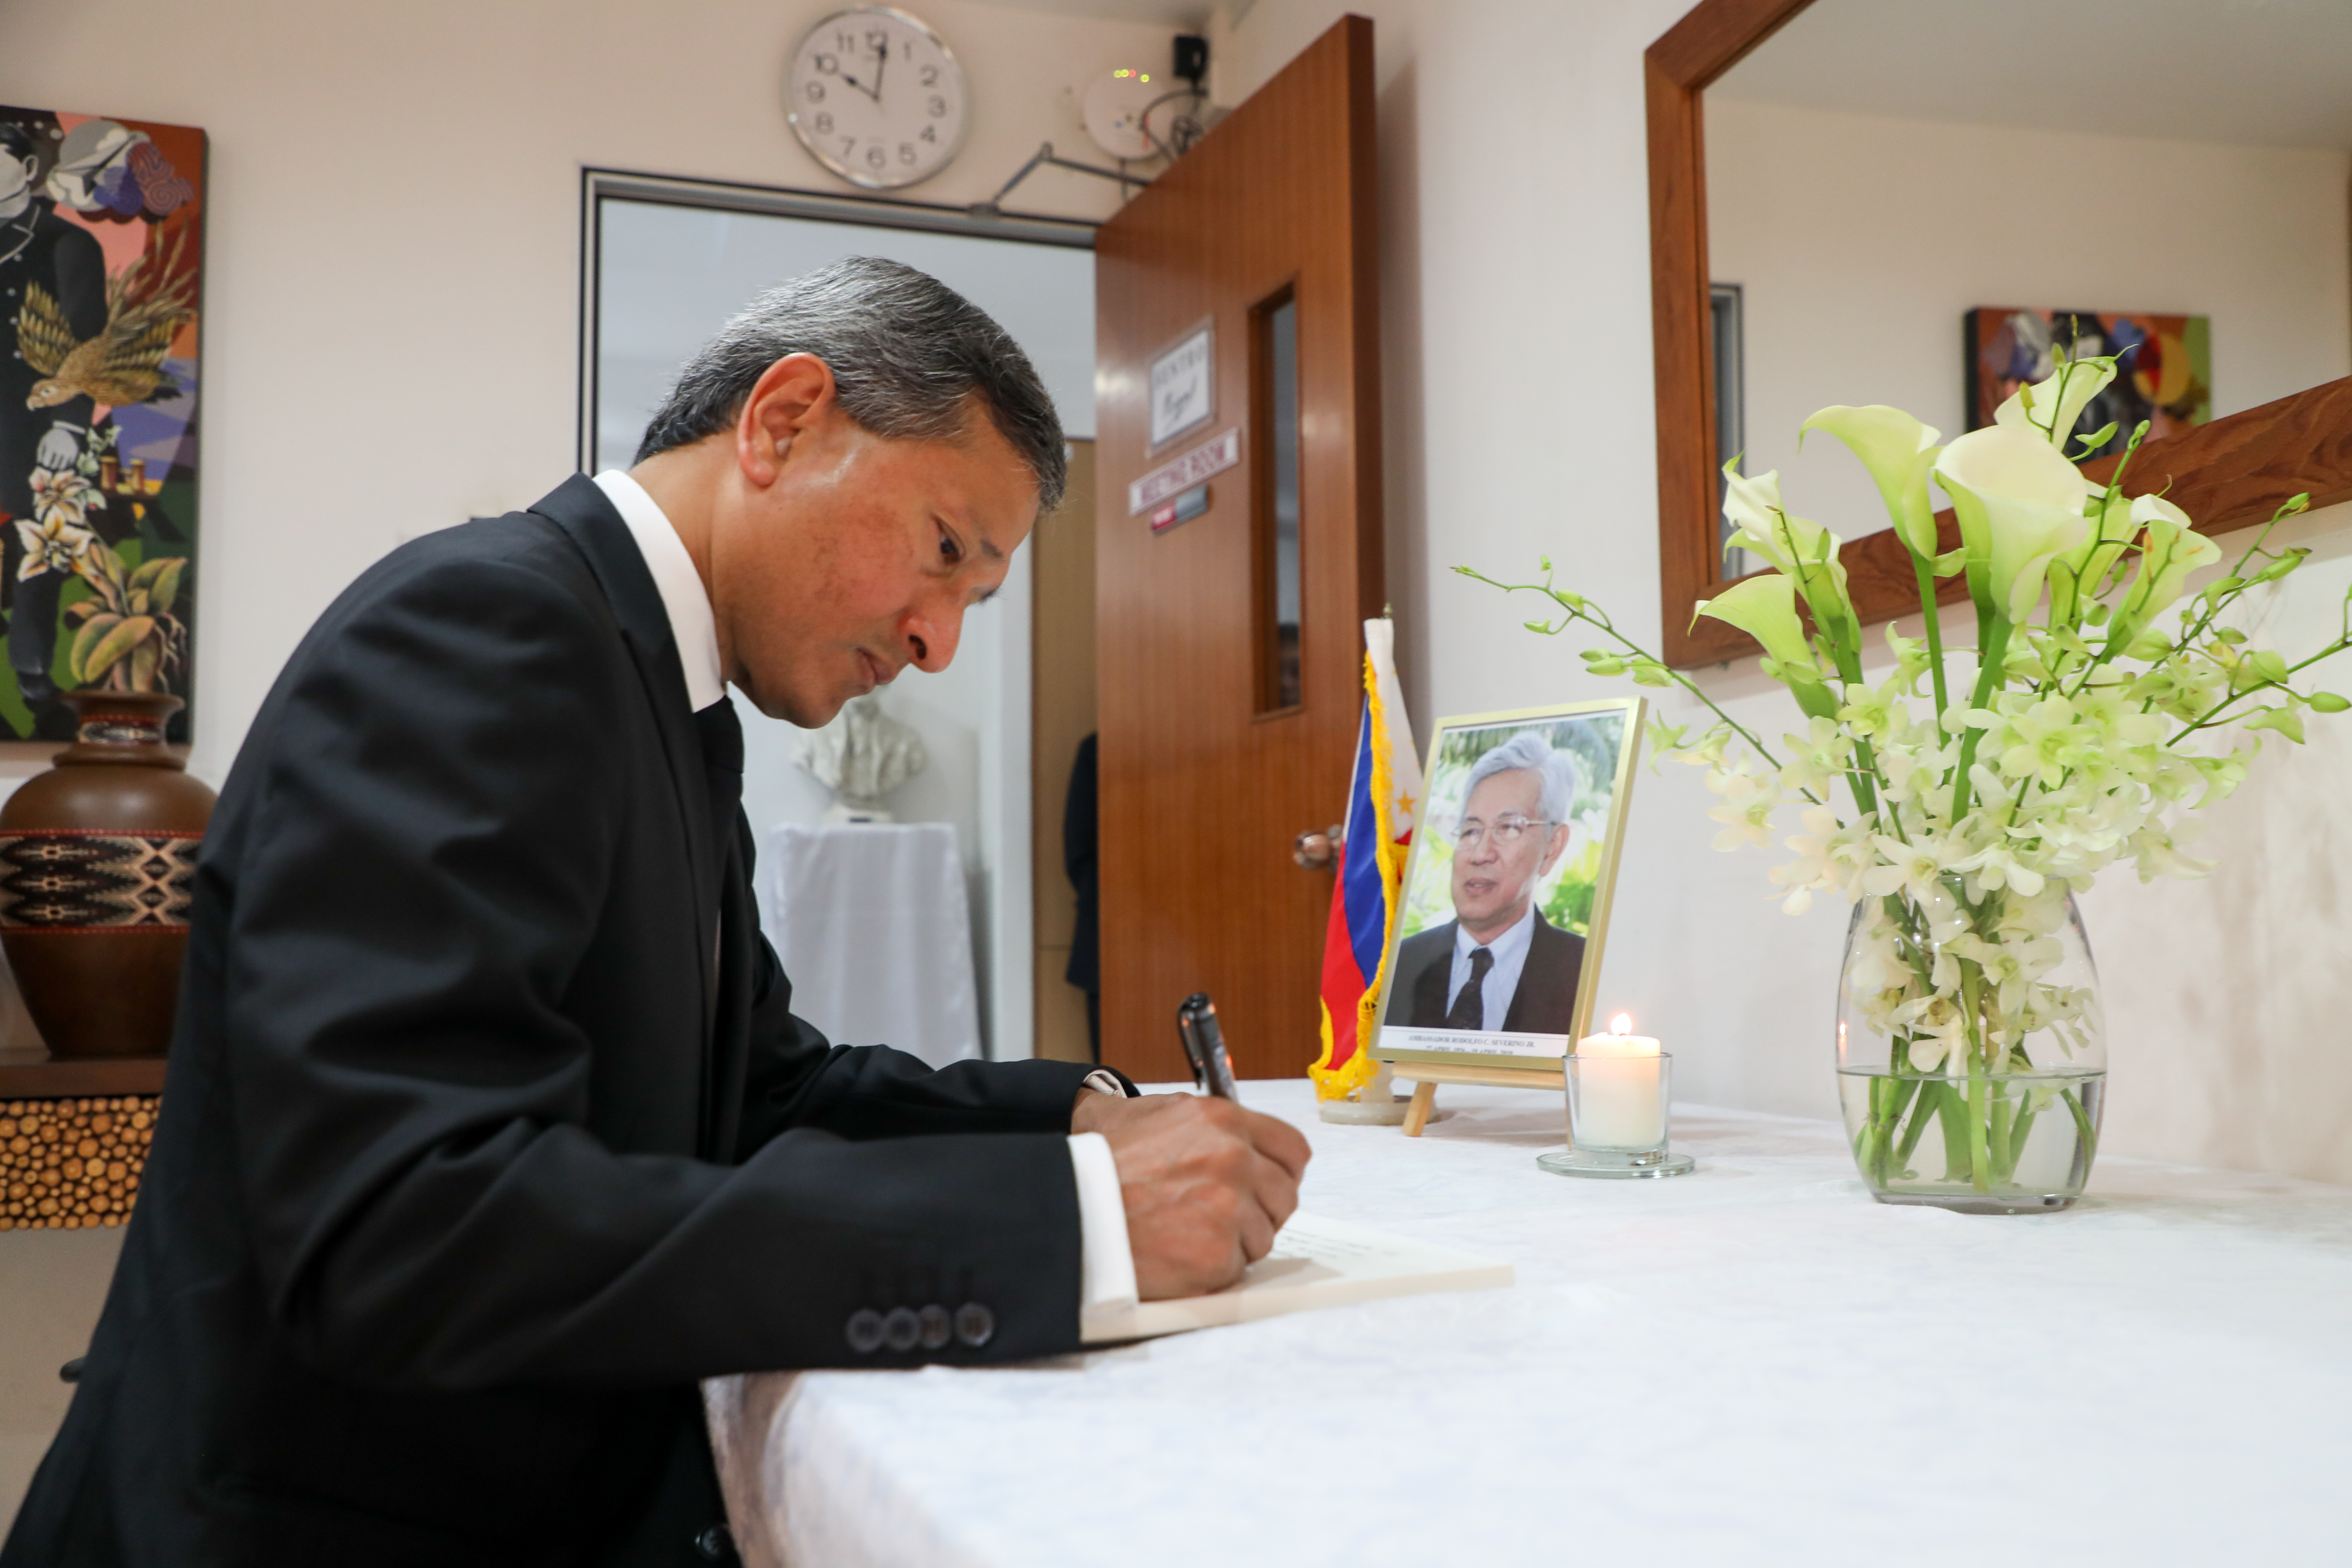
1385,731 -> 1586,1038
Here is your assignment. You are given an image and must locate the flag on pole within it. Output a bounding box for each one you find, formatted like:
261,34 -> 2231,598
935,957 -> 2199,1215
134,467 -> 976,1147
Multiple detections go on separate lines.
1310,618 -> 1422,1101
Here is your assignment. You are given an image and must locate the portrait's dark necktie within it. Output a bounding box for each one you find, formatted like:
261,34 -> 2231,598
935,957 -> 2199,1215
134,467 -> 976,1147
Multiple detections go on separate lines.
1446,946 -> 1494,1031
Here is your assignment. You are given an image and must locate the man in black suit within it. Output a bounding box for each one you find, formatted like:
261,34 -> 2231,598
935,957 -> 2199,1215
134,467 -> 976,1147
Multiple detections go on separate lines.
1384,731 -> 1587,1038
4,258 -> 1308,1567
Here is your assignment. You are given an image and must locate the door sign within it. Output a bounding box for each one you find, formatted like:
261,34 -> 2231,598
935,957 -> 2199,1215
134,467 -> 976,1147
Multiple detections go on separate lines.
1149,483 -> 1211,533
1128,427 -> 1239,516
1148,324 -> 1215,448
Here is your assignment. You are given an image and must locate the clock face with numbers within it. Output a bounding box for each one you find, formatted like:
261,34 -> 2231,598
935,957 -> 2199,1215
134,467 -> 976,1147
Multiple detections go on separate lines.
786,7 -> 968,190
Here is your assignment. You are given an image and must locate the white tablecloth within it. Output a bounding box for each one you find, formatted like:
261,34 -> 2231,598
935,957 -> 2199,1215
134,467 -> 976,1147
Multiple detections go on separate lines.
707,1078 -> 2352,1567
754,823 -> 980,1069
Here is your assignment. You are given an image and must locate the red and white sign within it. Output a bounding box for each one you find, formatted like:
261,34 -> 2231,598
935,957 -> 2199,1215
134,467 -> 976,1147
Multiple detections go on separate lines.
1128,427 -> 1240,516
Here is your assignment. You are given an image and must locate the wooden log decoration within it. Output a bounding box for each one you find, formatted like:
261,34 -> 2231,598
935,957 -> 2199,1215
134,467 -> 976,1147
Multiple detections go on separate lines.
0,1096 -> 157,1231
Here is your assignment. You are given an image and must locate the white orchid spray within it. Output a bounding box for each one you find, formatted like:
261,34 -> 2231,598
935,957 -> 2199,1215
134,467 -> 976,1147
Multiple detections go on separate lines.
1464,348 -> 2352,1198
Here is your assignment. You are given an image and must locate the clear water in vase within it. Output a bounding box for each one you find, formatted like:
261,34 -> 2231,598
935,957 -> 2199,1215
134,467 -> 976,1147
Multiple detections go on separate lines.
1837,882 -> 2105,1213
1837,1068 -> 2103,1212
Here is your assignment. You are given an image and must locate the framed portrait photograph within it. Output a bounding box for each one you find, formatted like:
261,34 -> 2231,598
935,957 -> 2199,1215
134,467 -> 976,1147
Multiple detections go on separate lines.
1370,698 -> 1645,1072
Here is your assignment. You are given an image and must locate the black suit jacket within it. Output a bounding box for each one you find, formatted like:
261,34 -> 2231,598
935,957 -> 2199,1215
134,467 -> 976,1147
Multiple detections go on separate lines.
3,477 -> 1114,1568
1383,908 -> 1587,1037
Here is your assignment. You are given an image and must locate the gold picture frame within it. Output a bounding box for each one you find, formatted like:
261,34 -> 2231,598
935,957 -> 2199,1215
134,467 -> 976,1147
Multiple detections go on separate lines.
1370,697 -> 1646,1077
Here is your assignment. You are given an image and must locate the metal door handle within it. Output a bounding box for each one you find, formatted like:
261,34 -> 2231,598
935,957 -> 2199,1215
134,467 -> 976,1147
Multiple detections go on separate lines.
1292,823 -> 1344,868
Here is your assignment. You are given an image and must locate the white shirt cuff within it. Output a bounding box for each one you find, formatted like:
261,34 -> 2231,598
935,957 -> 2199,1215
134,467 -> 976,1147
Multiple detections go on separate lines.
1078,1069 -> 1125,1098
1067,1131 -> 1138,1320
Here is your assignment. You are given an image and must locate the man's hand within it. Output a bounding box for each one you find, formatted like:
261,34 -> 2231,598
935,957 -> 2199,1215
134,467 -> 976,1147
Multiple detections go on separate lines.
1073,1092 -> 1311,1300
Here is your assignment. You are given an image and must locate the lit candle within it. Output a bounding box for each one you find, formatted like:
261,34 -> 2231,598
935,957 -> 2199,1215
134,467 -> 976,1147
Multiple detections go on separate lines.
1571,1013 -> 1665,1150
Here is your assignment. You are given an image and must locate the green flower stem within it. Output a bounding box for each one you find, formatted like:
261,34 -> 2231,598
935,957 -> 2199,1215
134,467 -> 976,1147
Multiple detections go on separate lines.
1988,1078 -> 2015,1182
2006,1100 -> 2041,1184
1959,964 -> 1993,1193
1895,1082 -> 1941,1170
2170,639 -> 2352,741
2063,1086 -> 2099,1169
1945,616 -> 2016,822
1912,550 -> 1952,744
1935,1083 -> 1971,1182
1457,568 -> 1795,771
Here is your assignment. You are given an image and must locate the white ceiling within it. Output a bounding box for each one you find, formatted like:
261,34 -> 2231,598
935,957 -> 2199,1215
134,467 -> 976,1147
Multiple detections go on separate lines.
1714,0 -> 2352,151
965,0 -> 1215,29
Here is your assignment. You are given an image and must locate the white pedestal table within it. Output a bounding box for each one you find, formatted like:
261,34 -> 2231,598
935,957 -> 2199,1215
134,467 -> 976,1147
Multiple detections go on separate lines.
754,822 -> 980,1069
707,1078 -> 2352,1566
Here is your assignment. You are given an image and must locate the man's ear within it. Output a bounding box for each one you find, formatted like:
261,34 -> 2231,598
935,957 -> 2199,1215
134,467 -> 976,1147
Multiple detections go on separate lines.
1537,824 -> 1572,878
736,353 -> 837,488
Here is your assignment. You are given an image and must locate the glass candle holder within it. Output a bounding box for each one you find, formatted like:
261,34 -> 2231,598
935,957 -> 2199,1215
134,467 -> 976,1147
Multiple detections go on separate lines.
1538,1049 -> 1695,1179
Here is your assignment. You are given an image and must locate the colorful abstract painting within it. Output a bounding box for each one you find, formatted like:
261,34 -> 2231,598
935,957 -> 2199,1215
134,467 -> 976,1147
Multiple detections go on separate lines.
1,106 -> 204,742
1965,308 -> 2210,462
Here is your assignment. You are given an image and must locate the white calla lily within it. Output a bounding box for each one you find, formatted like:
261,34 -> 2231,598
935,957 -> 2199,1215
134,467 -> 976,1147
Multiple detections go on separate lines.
1694,572 -> 1827,692
2103,494 -> 2219,652
1994,354 -> 2116,450
1933,425 -> 2092,625
1719,460 -> 1854,633
1799,405 -> 1942,560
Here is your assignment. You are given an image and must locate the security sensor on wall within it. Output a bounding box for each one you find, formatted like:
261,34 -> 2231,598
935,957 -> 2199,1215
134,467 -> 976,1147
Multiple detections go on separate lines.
1083,69 -> 1165,161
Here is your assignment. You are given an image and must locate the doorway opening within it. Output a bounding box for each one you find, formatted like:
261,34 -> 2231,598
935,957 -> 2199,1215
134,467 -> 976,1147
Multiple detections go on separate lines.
580,170 -> 1097,1063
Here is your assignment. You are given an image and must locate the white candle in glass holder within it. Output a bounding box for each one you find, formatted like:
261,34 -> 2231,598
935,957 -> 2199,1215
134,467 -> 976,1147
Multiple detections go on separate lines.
1573,1013 -> 1664,1149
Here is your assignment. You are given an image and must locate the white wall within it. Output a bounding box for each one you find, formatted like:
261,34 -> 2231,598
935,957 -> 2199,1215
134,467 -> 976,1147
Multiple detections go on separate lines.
0,0 -> 1174,790
1212,0 -> 2352,1183
1707,97 -> 2352,540
6,0 -> 2350,1181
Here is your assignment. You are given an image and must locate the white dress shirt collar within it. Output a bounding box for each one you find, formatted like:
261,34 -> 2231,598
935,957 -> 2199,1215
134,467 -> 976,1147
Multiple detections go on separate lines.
593,470 -> 725,712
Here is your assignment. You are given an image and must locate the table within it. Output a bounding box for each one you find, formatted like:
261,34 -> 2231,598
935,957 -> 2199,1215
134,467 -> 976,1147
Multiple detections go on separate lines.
754,823 -> 980,1068
706,1079 -> 2352,1566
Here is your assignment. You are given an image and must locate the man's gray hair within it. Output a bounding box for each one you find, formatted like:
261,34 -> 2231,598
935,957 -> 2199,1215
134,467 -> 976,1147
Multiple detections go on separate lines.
1463,731 -> 1580,824
634,256 -> 1068,513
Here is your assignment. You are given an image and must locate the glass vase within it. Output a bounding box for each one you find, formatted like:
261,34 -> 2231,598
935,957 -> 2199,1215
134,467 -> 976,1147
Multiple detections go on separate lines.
1836,879 -> 2105,1213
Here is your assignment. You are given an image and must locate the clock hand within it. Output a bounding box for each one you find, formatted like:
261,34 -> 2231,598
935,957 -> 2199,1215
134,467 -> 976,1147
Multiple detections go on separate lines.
870,38 -> 889,101
839,66 -> 880,103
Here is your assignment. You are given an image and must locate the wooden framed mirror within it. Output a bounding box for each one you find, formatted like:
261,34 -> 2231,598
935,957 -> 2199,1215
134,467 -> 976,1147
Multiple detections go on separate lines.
1647,0 -> 2352,667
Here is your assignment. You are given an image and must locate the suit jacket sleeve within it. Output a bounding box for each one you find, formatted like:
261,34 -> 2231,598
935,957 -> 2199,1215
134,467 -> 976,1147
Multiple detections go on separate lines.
727,884 -> 1112,1161
224,547 -> 1086,1393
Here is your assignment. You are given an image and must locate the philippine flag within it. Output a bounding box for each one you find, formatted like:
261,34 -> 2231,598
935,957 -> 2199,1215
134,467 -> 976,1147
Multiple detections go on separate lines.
1310,618 -> 1422,1103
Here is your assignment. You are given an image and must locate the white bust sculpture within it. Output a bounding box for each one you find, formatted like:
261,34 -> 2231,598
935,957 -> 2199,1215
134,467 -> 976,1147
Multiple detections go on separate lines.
795,694 -> 928,822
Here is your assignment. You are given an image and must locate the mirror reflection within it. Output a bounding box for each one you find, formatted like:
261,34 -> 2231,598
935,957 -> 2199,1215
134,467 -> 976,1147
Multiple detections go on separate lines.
1707,0 -> 2352,546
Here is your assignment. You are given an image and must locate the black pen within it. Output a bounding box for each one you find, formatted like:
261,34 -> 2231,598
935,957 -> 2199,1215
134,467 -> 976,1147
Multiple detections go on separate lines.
1175,993 -> 1239,1101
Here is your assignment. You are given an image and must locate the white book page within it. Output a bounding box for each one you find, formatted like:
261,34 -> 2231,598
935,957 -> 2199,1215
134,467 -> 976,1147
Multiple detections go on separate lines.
1081,1212 -> 1513,1344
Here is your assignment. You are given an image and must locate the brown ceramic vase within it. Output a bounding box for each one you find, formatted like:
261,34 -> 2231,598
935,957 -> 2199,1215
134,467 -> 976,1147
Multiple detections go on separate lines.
0,691 -> 215,1059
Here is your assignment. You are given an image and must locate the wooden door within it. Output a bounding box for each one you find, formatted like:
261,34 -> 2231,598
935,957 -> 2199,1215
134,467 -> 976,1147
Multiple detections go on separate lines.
1095,16 -> 1383,1083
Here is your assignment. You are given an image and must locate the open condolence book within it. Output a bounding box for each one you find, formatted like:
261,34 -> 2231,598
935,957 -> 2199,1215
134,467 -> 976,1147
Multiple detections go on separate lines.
1080,1212 -> 1513,1344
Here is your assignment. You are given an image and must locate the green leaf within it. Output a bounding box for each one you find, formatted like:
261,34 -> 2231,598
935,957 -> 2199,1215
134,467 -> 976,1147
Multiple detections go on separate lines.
67,613 -> 122,685
2307,691 -> 2350,713
2072,421 -> 2118,453
77,615 -> 153,685
132,555 -> 187,615
2247,706 -> 2306,744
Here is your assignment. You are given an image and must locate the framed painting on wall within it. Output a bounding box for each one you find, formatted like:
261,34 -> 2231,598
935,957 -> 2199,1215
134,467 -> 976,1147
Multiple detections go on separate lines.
1964,307 -> 2211,460
1,105 -> 205,742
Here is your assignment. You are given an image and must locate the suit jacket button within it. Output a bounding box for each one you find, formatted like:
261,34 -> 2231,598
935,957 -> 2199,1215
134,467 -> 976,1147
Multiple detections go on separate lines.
917,1304 -> 952,1351
694,1523 -> 734,1561
883,1306 -> 921,1352
953,1302 -> 995,1348
846,1309 -> 886,1354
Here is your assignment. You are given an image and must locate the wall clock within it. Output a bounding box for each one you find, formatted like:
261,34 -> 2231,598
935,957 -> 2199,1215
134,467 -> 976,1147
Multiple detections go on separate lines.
786,6 -> 968,190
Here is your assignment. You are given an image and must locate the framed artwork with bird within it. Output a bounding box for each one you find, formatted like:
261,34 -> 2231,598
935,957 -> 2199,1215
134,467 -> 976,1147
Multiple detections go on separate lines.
1,105 -> 204,743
